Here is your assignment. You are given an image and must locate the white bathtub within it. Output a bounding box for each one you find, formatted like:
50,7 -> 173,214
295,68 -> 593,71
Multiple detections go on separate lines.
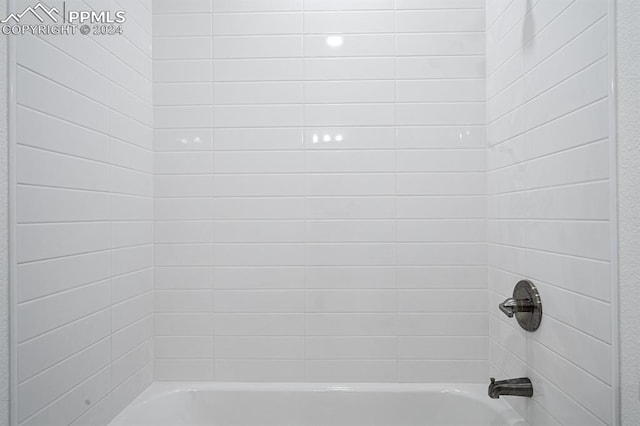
109,382 -> 528,426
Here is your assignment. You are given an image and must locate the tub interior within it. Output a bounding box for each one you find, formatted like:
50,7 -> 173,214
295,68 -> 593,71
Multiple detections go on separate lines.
109,383 -> 528,426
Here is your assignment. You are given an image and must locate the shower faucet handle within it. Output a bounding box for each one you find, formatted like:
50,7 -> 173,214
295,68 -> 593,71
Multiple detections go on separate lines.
499,297 -> 534,318
498,298 -> 518,317
498,280 -> 543,332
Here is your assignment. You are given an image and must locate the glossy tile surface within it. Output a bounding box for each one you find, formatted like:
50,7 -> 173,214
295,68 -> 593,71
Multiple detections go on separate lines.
152,0 -> 489,385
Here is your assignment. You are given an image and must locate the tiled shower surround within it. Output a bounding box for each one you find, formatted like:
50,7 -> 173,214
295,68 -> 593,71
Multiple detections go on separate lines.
152,0 -> 488,384
10,0 -> 616,425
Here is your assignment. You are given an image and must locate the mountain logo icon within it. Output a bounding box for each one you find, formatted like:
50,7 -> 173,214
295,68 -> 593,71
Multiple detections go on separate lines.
1,3 -> 60,24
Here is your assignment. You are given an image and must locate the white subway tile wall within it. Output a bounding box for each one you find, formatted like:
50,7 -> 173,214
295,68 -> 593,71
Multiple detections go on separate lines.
14,1 -> 153,425
486,0 -> 612,424
152,0 -> 488,383
9,0 -> 616,424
